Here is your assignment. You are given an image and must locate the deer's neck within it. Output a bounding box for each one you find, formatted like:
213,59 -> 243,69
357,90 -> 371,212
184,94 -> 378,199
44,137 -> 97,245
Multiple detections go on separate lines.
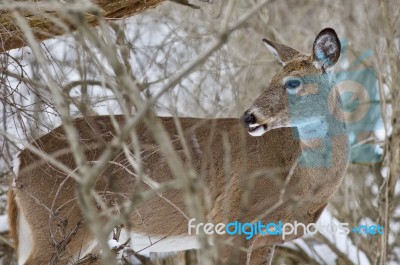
296,117 -> 329,141
295,114 -> 347,168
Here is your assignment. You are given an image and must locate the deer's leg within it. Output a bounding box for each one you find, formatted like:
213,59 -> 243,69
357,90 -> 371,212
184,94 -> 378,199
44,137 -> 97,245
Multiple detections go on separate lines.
10,185 -> 99,265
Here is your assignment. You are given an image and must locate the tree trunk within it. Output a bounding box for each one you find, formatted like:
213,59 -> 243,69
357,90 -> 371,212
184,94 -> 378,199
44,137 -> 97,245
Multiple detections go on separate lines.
0,0 -> 166,52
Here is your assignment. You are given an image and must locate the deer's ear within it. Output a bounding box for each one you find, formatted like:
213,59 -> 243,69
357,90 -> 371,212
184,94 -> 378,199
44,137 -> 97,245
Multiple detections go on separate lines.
262,38 -> 301,65
312,28 -> 341,70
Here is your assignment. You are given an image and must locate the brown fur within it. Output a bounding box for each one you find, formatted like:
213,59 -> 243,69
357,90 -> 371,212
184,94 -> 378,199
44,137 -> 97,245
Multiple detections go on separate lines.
7,189 -> 18,256
8,28 -> 349,265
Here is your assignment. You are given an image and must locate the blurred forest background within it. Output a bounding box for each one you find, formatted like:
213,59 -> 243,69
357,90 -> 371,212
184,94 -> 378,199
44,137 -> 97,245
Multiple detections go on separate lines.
0,0 -> 399,264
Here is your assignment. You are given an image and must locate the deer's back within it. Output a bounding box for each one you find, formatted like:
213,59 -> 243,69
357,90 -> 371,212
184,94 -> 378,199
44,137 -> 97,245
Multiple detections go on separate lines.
15,115 -> 313,248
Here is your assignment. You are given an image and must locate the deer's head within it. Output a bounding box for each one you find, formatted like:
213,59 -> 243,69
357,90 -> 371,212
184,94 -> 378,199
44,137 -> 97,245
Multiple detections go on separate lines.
242,28 -> 341,137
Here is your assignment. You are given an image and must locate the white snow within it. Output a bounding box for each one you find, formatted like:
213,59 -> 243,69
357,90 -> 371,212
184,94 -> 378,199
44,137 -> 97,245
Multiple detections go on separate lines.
0,214 -> 8,233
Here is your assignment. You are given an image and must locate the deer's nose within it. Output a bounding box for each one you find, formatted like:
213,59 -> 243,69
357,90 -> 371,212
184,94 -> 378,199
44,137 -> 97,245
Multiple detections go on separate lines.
241,111 -> 256,128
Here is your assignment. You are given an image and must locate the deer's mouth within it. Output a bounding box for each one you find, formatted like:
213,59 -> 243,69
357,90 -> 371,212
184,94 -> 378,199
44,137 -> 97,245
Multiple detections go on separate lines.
248,124 -> 267,136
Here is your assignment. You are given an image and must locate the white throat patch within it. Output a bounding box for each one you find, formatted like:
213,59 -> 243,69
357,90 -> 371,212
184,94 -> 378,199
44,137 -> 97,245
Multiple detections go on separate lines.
248,125 -> 267,137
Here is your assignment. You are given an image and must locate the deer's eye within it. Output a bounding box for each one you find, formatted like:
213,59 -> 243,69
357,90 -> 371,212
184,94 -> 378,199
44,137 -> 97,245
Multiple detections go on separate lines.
284,79 -> 302,90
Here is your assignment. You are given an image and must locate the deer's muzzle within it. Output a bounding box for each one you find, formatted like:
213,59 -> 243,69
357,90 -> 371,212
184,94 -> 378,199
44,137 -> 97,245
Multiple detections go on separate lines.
241,111 -> 256,128
241,111 -> 268,136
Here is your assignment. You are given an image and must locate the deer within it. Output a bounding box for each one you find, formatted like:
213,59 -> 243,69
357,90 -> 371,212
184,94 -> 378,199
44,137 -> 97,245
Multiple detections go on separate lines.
8,28 -> 348,265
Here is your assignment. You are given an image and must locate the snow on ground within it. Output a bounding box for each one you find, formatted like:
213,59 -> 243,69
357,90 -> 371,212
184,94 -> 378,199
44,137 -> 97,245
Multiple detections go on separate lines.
0,215 -> 8,233
287,210 -> 371,265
